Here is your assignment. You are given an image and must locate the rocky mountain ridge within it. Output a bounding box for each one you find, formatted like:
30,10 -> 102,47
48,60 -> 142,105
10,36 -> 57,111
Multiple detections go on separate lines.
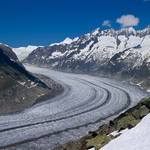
23,24 -> 150,90
0,44 -> 62,114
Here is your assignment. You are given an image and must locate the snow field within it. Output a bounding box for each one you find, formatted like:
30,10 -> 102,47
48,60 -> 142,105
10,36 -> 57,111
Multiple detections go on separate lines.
101,113 -> 150,150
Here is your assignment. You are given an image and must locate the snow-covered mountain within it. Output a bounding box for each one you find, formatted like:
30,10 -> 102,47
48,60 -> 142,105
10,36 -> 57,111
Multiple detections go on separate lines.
12,45 -> 42,61
23,24 -> 150,90
49,37 -> 79,46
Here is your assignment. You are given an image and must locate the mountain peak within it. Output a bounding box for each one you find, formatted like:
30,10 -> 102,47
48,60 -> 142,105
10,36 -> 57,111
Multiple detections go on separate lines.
62,37 -> 73,44
90,28 -> 101,36
146,24 -> 150,29
128,26 -> 135,30
128,27 -> 136,33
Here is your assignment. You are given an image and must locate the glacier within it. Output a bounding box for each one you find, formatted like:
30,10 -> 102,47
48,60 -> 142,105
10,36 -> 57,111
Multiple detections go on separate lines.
0,65 -> 149,149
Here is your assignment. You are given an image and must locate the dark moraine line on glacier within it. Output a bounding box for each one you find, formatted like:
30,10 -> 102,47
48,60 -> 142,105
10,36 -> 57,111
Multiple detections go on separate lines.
0,87 -> 97,133
0,81 -> 107,133
0,80 -> 107,133
0,76 -> 129,134
0,79 -> 131,149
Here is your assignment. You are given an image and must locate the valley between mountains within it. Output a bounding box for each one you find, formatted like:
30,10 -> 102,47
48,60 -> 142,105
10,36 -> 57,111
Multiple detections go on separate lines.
0,65 -> 149,149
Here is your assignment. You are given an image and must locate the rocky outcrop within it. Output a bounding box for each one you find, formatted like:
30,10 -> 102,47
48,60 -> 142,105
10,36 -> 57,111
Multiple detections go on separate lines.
53,97 -> 150,150
0,44 -> 63,114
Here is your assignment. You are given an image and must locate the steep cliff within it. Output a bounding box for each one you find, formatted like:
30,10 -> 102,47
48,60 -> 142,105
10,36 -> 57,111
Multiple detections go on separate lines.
0,44 -> 62,114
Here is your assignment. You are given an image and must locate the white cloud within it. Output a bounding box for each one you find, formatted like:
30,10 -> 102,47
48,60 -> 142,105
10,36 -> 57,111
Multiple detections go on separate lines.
102,20 -> 111,27
116,15 -> 139,27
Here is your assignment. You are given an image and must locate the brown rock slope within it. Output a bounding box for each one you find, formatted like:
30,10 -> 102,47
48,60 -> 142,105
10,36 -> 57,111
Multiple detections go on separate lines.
0,44 -> 63,114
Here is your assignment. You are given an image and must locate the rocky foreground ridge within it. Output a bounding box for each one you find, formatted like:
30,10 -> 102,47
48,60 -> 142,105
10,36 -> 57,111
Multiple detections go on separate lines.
0,44 -> 63,114
53,97 -> 150,150
23,24 -> 150,90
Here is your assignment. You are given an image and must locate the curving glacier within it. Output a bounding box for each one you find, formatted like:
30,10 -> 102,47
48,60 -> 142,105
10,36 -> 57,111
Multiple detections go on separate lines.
0,65 -> 149,150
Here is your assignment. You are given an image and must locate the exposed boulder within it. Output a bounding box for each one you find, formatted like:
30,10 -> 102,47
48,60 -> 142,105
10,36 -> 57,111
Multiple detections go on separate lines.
86,133 -> 114,150
117,115 -> 140,131
139,105 -> 149,118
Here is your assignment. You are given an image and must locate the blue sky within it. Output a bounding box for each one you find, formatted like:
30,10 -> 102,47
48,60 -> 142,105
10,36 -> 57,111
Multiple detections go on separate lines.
0,0 -> 149,48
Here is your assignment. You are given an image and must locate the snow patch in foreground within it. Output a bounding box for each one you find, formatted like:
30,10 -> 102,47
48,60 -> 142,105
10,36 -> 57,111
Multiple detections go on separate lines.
89,148 -> 95,150
101,113 -> 150,150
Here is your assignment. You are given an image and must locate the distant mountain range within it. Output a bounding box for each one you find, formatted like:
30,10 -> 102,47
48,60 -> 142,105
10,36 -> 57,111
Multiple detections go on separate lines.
0,44 -> 53,114
22,24 -> 150,90
12,45 -> 39,61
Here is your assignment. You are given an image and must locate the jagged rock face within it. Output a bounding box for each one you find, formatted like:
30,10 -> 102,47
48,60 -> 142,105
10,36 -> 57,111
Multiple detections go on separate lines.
23,25 -> 150,90
0,44 -> 51,114
98,35 -> 150,89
